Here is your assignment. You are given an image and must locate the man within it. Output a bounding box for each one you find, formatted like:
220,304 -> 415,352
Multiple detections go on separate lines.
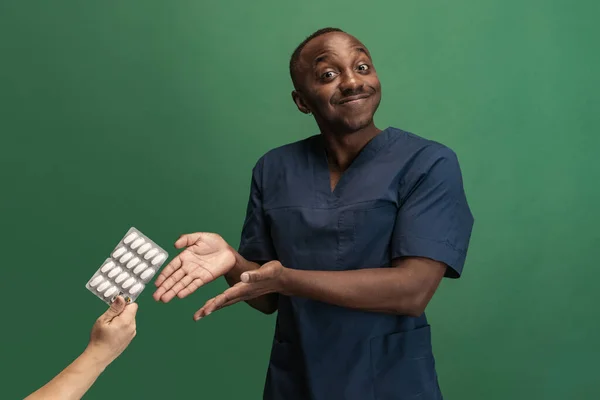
154,27 -> 474,400
25,296 -> 138,400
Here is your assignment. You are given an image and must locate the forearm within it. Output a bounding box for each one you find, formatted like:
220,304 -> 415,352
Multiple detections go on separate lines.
279,265 -> 442,317
24,347 -> 110,400
225,248 -> 278,314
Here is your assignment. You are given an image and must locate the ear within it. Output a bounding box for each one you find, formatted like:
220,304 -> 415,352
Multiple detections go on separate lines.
291,90 -> 312,114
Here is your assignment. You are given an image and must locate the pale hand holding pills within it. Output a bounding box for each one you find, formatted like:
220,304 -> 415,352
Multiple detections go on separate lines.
85,227 -> 169,305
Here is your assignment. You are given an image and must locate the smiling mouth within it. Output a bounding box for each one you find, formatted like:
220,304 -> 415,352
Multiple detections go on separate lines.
338,94 -> 370,105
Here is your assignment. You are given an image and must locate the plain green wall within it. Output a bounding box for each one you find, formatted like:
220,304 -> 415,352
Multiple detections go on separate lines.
1,1 -> 598,399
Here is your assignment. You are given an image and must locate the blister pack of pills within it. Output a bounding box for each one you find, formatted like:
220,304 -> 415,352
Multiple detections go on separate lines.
86,227 -> 168,305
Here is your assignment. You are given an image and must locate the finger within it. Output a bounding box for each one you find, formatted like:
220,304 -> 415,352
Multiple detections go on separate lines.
215,283 -> 248,307
195,293 -> 228,319
195,298 -> 223,320
240,271 -> 255,283
216,297 -> 242,310
153,268 -> 186,301
195,283 -> 248,319
174,232 -> 206,249
100,296 -> 126,322
241,263 -> 277,283
153,287 -> 166,302
194,294 -> 246,320
165,266 -> 216,301
154,256 -> 182,287
210,294 -> 245,313
115,302 -> 139,325
160,274 -> 194,303
177,278 -> 204,299
193,298 -> 217,320
165,275 -> 194,298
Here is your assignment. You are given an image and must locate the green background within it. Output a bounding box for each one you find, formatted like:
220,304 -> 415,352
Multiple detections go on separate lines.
1,1 -> 598,399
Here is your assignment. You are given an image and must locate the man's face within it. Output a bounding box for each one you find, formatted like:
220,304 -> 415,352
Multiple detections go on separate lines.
293,32 -> 382,133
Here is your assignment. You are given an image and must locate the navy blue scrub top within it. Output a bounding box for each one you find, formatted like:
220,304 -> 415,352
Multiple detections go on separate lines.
238,127 -> 474,400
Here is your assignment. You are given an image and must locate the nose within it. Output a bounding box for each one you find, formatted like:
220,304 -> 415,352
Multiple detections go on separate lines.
339,69 -> 363,95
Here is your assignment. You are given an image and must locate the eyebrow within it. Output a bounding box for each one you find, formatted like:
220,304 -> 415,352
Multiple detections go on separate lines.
355,47 -> 369,56
313,47 -> 369,67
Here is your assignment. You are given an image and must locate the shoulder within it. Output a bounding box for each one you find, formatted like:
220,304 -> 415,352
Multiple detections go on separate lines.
385,127 -> 461,173
249,135 -> 317,179
388,127 -> 457,161
260,135 -> 316,164
255,135 -> 317,169
383,128 -> 467,201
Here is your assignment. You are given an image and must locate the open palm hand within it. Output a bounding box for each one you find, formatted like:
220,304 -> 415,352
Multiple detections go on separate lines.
152,232 -> 236,303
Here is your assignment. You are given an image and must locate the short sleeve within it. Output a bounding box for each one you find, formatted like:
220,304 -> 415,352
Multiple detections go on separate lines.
238,158 -> 277,263
391,147 -> 474,278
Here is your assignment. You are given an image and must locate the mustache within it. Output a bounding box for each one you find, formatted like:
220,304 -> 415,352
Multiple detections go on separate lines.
334,87 -> 376,104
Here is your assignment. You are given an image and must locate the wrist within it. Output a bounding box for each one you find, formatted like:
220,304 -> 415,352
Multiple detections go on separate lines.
225,246 -> 257,280
225,246 -> 241,278
82,345 -> 114,371
277,266 -> 294,296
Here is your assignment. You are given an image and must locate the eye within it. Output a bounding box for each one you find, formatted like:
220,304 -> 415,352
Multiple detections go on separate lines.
357,64 -> 370,71
321,71 -> 337,80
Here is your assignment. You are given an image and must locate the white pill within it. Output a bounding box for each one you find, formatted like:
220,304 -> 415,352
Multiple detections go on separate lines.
126,257 -> 140,269
113,246 -> 127,258
97,281 -> 110,292
140,268 -> 155,281
144,248 -> 158,260
131,238 -> 145,249
133,263 -> 147,275
122,277 -> 135,289
115,272 -> 129,283
90,276 -> 104,287
129,282 -> 143,294
101,261 -> 115,273
108,266 -> 122,278
151,253 -> 166,266
120,252 -> 133,263
124,232 -> 138,244
131,238 -> 145,250
104,286 -> 117,298
137,243 -> 151,255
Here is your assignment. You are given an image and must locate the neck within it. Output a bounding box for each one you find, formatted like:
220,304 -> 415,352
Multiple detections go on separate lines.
320,123 -> 382,172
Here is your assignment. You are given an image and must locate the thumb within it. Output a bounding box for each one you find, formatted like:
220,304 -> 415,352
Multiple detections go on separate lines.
241,263 -> 277,283
117,301 -> 139,323
174,232 -> 205,249
100,296 -> 126,322
240,270 -> 263,283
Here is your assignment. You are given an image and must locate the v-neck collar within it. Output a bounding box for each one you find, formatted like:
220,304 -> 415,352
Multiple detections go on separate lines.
310,127 -> 392,206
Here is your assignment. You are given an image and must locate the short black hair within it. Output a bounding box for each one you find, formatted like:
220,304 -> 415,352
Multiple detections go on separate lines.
289,27 -> 345,89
